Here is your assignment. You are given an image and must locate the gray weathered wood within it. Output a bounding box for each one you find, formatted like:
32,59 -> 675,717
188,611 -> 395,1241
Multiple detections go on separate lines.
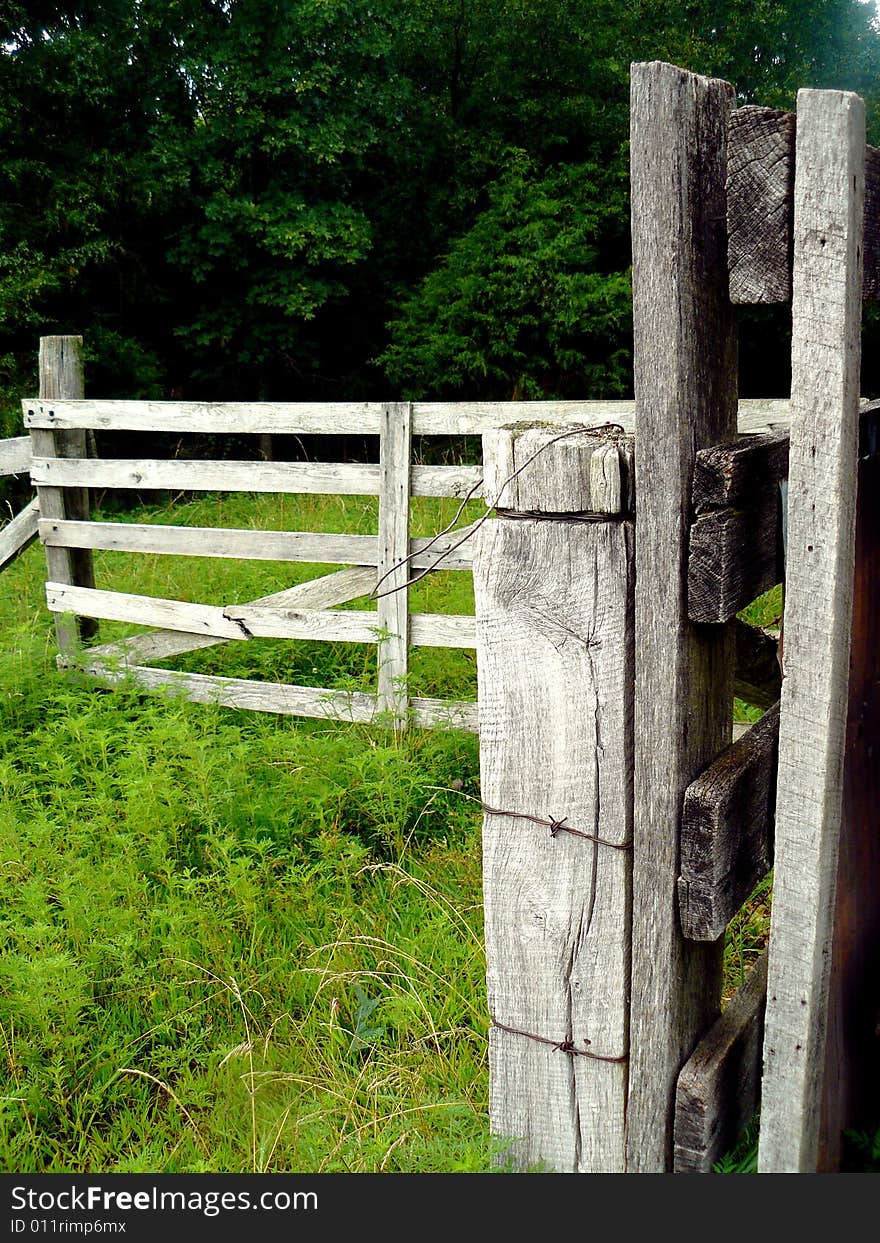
688,490 -> 783,623
70,657 -> 478,733
678,702 -> 779,942
733,619 -> 783,710
474,509 -> 633,1173
0,498 -> 40,571
32,336 -> 96,649
727,105 -> 880,301
728,106 -> 796,304
758,88 -> 865,1174
377,402 -> 412,724
482,426 -> 631,514
674,951 -> 769,1173
628,61 -> 738,1172
38,519 -> 476,571
85,566 -> 379,666
29,455 -> 482,501
692,429 -> 790,512
23,396 -> 796,438
0,436 -> 32,477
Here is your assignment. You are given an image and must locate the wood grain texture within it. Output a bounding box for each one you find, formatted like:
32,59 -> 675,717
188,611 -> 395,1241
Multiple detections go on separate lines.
0,497 -> 39,571
728,106 -> 796,303
85,567 -> 379,666
33,336 -> 96,649
688,489 -> 783,623
29,455 -> 483,500
692,429 -> 790,511
628,61 -> 738,1172
67,658 -> 477,733
38,519 -> 476,571
0,436 -> 32,477
474,514 -> 633,1173
23,396 -> 796,437
726,105 -> 880,301
482,427 -> 631,514
758,88 -> 865,1174
674,952 -> 769,1173
377,402 -> 411,724
678,702 -> 778,942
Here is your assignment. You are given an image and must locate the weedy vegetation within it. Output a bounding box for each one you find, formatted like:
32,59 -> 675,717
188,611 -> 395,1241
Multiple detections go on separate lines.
0,493 -> 806,1173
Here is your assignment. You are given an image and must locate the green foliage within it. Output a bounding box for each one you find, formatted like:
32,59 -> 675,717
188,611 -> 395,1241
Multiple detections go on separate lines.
380,157 -> 633,399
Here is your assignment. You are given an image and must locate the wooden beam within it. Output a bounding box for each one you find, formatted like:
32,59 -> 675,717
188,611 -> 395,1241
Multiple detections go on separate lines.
0,436 -> 32,477
727,105 -> 880,302
31,336 -> 96,648
674,952 -> 769,1173
474,510 -> 633,1173
758,88 -> 865,1174
628,60 -> 737,1172
376,402 -> 411,725
0,498 -> 40,572
688,490 -> 782,623
678,703 -> 778,942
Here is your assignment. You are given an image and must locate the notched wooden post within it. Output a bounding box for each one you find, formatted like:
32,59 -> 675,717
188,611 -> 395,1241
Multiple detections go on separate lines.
30,335 -> 97,650
628,61 -> 738,1173
474,426 -> 634,1173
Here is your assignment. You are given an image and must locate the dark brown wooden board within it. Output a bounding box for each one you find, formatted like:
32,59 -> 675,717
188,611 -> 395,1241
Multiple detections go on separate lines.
674,952 -> 769,1173
678,703 -> 778,942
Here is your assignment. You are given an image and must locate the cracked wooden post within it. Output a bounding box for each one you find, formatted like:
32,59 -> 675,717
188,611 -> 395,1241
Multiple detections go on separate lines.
473,424 -> 634,1172
627,62 -> 738,1171
31,335 -> 97,650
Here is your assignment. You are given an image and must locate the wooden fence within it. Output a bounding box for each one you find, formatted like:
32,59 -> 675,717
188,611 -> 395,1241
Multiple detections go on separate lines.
8,60 -> 879,1176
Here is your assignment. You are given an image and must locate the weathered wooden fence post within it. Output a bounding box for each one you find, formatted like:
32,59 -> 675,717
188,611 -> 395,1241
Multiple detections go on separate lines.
474,425 -> 633,1173
31,336 -> 97,648
758,88 -> 867,1173
627,61 -> 738,1172
377,401 -> 412,727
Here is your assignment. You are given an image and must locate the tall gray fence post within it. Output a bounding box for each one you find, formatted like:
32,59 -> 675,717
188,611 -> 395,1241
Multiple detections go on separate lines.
31,335 -> 97,649
474,425 -> 634,1172
627,61 -> 739,1172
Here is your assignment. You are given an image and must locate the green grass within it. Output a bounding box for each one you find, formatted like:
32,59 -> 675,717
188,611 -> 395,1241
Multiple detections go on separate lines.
0,493 -> 828,1174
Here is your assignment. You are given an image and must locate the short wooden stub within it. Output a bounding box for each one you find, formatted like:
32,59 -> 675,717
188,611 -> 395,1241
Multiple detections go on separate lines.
674,952 -> 769,1173
679,703 -> 778,942
482,425 -> 632,515
758,89 -> 865,1174
474,432 -> 633,1173
628,61 -> 737,1172
32,336 -> 96,647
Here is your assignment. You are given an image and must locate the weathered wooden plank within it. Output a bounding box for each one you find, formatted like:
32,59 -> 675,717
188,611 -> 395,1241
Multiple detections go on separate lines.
0,498 -> 40,571
0,436 -> 32,477
628,61 -> 737,1172
85,567 -> 379,665
474,513 -> 633,1173
23,396 -> 797,438
674,951 -> 769,1173
482,427 -> 631,514
678,702 -> 779,942
67,656 -> 477,733
758,88 -> 865,1174
29,455 -> 482,500
692,429 -> 789,512
728,106 -> 796,304
688,489 -> 783,623
47,581 -> 471,649
733,619 -> 782,710
727,106 -> 880,301
38,519 -> 476,571
32,336 -> 96,650
819,394 -> 880,1163
377,402 -> 412,724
